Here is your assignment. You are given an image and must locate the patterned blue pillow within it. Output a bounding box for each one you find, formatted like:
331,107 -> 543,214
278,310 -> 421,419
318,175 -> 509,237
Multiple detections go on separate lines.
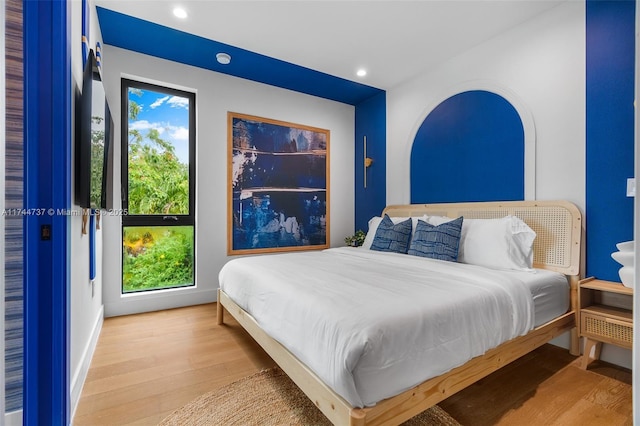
408,217 -> 463,262
370,215 -> 412,254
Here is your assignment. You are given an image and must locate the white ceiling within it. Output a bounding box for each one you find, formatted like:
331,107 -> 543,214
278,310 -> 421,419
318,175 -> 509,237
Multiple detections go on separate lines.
94,0 -> 567,90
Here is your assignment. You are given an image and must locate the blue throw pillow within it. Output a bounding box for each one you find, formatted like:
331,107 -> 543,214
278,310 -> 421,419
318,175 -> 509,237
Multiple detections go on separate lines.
408,217 -> 463,262
370,215 -> 412,254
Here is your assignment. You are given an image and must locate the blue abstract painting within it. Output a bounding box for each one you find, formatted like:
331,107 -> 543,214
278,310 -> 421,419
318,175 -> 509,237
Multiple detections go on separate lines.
228,113 -> 329,254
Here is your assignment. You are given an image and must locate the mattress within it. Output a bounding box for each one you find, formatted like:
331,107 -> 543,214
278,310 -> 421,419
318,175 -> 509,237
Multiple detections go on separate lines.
527,268 -> 570,326
218,247 -> 569,408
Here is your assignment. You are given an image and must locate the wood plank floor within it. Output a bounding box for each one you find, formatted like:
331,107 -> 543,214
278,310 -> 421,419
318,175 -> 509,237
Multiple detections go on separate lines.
73,303 -> 632,425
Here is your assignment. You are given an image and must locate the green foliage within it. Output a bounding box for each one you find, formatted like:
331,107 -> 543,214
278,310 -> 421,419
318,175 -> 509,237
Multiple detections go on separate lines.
127,93 -> 189,215
344,229 -> 366,247
123,226 -> 194,292
127,133 -> 189,215
90,116 -> 105,208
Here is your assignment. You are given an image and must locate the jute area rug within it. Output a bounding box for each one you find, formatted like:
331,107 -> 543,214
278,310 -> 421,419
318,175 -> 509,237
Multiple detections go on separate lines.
160,367 -> 461,426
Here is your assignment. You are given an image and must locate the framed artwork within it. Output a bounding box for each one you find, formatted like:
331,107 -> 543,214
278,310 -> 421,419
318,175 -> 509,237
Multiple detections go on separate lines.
228,112 -> 330,255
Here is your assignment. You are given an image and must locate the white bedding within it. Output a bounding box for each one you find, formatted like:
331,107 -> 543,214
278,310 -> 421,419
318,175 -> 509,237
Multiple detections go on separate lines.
529,269 -> 570,326
218,247 -> 568,408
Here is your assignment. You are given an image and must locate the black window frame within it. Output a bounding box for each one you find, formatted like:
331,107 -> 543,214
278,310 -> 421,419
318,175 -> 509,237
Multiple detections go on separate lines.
120,78 -> 196,293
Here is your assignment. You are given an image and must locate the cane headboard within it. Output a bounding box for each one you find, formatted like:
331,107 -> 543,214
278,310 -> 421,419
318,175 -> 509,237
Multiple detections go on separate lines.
383,200 -> 582,276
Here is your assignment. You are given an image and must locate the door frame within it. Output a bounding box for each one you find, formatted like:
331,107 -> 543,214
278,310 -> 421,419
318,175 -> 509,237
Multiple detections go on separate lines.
23,0 -> 71,423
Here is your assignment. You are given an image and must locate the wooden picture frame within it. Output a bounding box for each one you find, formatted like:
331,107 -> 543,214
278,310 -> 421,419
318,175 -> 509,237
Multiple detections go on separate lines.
227,112 -> 330,255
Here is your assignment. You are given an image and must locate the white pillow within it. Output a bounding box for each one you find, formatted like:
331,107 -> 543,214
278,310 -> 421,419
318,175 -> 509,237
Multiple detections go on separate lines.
361,215 -> 427,249
426,215 -> 536,271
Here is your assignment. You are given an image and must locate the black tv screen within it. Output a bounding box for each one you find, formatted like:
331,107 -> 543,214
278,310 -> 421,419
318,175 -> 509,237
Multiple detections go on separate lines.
75,49 -> 111,210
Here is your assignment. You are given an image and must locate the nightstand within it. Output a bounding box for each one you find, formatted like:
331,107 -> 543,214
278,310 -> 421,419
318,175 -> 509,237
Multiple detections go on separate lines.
578,277 -> 633,369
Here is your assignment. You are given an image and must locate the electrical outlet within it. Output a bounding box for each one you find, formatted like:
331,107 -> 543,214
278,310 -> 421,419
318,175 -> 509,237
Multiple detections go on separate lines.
627,178 -> 636,197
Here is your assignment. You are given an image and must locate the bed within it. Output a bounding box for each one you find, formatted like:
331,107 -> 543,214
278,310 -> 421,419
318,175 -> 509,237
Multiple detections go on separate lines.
217,200 -> 582,426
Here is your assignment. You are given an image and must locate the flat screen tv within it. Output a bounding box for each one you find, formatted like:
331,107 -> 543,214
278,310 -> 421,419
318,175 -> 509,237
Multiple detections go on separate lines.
75,48 -> 112,210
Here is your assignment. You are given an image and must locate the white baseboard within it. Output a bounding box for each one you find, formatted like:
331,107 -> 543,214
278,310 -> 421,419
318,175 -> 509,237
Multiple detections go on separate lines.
70,304 -> 104,422
5,409 -> 22,426
104,288 -> 216,317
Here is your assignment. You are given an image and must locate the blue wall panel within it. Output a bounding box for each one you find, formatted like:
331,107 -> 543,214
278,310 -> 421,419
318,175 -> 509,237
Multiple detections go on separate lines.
23,0 -> 71,423
355,93 -> 387,232
411,90 -> 524,204
586,0 -> 635,282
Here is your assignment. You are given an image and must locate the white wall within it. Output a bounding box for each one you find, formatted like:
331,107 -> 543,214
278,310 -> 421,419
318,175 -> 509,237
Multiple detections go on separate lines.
386,2 -> 630,369
387,2 -> 585,209
100,46 -> 355,317
69,0 -> 105,419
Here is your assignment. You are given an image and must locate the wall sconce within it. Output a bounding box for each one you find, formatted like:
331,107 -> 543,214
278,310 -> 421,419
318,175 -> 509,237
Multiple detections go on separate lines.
364,136 -> 373,188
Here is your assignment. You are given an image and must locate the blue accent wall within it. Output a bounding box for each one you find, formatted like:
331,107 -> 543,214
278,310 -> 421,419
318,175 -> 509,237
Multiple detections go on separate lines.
586,0 -> 635,282
355,93 -> 387,232
410,91 -> 524,203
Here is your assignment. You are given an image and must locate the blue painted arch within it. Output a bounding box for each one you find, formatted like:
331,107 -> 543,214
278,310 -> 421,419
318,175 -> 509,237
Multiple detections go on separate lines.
410,90 -> 525,204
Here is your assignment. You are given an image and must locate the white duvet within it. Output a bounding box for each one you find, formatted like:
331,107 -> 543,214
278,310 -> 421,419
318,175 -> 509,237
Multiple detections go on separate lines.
218,247 -> 537,408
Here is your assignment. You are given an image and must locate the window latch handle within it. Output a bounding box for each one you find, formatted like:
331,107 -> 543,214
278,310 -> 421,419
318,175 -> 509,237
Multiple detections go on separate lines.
162,215 -> 178,221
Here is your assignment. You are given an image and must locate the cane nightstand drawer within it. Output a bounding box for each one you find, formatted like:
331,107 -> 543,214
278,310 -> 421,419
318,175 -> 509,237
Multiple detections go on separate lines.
580,308 -> 633,349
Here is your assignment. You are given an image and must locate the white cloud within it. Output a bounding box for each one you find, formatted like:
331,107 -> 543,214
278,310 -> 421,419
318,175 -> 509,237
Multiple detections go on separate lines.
146,95 -> 188,110
170,126 -> 189,141
150,95 -> 170,109
129,120 -> 166,135
129,120 -> 152,130
167,96 -> 189,109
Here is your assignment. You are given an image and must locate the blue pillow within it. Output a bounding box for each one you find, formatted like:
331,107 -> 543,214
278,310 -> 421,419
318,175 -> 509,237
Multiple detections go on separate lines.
408,217 -> 463,262
370,215 -> 412,254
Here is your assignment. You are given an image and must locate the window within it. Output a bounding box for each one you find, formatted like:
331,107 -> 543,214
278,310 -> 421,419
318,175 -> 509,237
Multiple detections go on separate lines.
121,79 -> 195,293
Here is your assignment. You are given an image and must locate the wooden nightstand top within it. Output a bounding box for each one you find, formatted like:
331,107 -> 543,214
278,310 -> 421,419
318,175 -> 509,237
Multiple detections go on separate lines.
579,277 -> 633,295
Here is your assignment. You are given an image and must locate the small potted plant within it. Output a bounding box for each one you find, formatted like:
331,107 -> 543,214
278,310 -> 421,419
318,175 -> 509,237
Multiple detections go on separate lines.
344,230 -> 366,247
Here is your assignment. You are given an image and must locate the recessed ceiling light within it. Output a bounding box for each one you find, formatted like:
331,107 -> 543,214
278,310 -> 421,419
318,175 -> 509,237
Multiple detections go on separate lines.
216,52 -> 232,65
356,69 -> 367,78
173,7 -> 188,19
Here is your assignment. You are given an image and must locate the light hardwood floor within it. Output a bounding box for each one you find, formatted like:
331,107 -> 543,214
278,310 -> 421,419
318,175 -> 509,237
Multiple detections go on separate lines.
74,304 -> 632,425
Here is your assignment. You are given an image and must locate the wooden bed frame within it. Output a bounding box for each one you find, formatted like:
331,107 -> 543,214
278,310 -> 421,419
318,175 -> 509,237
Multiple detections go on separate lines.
217,200 -> 583,426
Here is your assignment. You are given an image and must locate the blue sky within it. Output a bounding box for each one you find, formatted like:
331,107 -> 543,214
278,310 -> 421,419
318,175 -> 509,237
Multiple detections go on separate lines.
128,88 -> 190,164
